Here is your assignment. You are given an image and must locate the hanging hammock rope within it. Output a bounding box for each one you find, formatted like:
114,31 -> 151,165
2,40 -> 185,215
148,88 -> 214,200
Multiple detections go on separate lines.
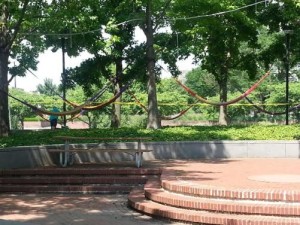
175,69 -> 272,106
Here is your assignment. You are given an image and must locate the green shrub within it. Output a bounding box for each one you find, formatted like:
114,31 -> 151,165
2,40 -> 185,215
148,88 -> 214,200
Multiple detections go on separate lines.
0,125 -> 300,148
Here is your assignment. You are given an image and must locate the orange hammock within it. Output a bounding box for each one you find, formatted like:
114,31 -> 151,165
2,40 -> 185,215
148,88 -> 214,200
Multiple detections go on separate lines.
175,70 -> 272,106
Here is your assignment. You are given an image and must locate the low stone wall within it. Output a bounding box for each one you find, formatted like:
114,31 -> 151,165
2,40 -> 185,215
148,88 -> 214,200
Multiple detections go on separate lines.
0,141 -> 299,169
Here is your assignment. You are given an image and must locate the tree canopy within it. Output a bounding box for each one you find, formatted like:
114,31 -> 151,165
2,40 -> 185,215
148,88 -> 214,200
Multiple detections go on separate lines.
1,0 -> 300,136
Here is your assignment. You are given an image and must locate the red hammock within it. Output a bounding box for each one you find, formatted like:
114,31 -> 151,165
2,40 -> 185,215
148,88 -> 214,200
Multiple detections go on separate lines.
175,70 -> 271,106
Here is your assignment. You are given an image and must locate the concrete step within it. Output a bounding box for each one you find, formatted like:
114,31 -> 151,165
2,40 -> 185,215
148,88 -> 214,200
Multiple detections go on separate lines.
144,179 -> 300,217
128,189 -> 300,225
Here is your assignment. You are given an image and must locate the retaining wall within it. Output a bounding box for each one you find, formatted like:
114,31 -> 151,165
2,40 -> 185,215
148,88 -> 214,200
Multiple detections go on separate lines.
0,140 -> 299,169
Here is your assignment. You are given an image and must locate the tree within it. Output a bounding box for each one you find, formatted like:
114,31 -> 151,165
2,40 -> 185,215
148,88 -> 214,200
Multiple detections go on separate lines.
36,78 -> 58,96
135,0 -> 175,129
258,1 -> 300,69
0,0 -> 48,136
57,0 -> 139,128
171,0 -> 261,125
57,0 -> 177,129
185,67 -> 218,98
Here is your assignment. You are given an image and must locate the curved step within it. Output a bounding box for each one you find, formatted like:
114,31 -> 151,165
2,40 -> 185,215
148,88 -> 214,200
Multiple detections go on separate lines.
145,183 -> 300,216
128,189 -> 300,225
161,179 -> 300,202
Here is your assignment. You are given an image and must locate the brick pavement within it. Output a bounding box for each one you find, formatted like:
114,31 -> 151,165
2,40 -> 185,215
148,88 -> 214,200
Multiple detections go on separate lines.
0,194 -> 190,225
0,159 -> 299,225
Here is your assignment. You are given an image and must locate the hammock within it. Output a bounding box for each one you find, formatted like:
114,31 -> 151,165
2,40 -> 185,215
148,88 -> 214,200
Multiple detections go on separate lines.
128,90 -> 198,120
243,95 -> 300,116
2,81 -> 130,116
9,91 -> 86,116
175,70 -> 272,106
62,82 -> 110,108
160,103 -> 196,120
128,90 -> 148,112
81,91 -> 123,110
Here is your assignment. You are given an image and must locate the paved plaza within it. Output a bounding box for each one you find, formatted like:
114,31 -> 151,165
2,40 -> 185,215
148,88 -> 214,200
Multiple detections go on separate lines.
0,158 -> 299,225
0,194 -> 189,225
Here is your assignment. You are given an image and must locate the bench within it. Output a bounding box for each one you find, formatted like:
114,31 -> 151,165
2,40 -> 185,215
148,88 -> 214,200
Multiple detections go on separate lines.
50,136 -> 152,168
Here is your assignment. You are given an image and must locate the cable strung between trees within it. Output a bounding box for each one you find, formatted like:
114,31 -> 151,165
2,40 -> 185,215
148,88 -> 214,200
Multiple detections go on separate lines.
175,70 -> 272,106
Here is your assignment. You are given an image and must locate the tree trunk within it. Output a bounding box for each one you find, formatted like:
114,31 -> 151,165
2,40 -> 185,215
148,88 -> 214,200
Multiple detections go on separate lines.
218,71 -> 228,126
111,83 -> 121,128
111,57 -> 122,128
0,51 -> 10,136
145,0 -> 161,129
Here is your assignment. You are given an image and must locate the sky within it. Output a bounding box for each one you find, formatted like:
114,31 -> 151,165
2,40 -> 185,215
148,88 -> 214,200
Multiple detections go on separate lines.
11,28 -> 196,92
13,51 -> 196,92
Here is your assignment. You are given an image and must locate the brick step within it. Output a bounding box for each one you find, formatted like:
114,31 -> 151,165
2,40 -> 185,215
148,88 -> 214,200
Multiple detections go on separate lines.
128,189 -> 300,225
161,179 -> 300,202
144,180 -> 300,217
0,184 -> 136,194
0,168 -> 161,176
0,176 -> 148,185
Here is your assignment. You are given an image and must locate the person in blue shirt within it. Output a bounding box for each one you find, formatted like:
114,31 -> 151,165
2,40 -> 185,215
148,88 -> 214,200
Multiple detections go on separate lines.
49,106 -> 60,129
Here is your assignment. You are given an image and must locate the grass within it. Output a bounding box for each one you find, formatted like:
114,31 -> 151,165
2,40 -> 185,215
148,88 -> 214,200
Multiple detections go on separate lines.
1,124 -> 300,148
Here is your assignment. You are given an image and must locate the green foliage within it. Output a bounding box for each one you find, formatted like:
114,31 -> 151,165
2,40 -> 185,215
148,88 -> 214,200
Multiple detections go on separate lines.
157,78 -> 188,116
122,115 -> 147,128
36,78 -> 59,96
185,68 -> 218,98
1,125 -> 300,148
3,0 -> 300,132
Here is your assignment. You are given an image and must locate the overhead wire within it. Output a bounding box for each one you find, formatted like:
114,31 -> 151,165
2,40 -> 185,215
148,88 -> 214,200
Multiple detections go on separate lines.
20,1 -> 269,37
168,0 -> 269,21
